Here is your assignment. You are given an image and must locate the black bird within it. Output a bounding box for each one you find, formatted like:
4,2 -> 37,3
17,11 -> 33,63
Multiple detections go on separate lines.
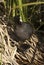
8,15 -> 34,42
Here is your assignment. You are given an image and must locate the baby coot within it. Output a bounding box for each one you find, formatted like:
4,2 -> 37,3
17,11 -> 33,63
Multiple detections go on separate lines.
8,15 -> 34,42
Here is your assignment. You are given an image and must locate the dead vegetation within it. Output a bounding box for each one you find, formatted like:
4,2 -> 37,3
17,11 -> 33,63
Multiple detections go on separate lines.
0,18 -> 44,65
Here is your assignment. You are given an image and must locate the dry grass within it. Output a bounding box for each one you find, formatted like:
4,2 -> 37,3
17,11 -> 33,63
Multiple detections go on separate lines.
0,19 -> 44,65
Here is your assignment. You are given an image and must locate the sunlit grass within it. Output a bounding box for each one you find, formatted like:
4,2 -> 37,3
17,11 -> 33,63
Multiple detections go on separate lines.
17,0 -> 26,21
4,0 -> 44,22
14,2 -> 44,9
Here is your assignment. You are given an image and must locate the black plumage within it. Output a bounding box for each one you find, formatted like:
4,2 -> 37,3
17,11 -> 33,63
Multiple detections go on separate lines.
8,15 -> 34,42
